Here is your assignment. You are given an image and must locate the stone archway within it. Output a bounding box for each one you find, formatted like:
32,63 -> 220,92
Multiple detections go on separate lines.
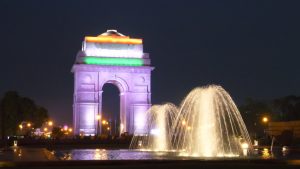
72,30 -> 153,136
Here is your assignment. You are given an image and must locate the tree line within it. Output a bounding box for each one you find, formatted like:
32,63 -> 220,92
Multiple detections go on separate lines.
239,95 -> 300,138
0,91 -> 49,139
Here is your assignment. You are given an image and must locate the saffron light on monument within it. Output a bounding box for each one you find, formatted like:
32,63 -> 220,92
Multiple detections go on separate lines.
72,30 -> 153,136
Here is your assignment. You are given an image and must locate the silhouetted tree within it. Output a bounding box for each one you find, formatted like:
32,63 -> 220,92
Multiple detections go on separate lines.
239,98 -> 272,138
273,95 -> 300,121
0,91 -> 49,138
277,130 -> 294,146
52,127 -> 64,139
0,91 -> 21,138
239,95 -> 300,140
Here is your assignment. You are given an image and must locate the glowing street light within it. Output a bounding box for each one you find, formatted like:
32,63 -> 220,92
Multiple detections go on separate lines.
96,115 -> 101,120
27,123 -> 31,127
262,117 -> 269,123
102,120 -> 107,125
44,127 -> 48,132
68,128 -> 73,132
63,125 -> 68,131
19,124 -> 23,130
48,121 -> 53,126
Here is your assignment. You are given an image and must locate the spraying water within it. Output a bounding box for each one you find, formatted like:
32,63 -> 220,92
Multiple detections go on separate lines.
130,103 -> 178,151
130,85 -> 252,157
172,85 -> 251,157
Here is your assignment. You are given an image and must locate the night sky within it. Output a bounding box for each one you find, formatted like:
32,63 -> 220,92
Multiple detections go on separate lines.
1,0 -> 299,126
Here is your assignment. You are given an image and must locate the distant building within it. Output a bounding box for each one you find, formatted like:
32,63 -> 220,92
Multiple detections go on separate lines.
266,121 -> 300,138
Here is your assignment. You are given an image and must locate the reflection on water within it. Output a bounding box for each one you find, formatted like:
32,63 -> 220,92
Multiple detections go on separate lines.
54,147 -> 297,161
12,148 -> 22,158
56,149 -> 162,160
262,148 -> 272,159
94,149 -> 107,160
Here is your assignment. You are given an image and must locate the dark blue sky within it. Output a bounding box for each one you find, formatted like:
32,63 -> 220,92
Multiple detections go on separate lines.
0,0 -> 299,125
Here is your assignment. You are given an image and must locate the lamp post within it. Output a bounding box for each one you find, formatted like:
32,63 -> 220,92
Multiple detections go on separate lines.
96,114 -> 101,137
109,119 -> 112,135
262,116 -> 270,141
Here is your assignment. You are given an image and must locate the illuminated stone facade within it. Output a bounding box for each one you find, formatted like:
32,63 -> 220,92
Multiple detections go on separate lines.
72,30 -> 153,136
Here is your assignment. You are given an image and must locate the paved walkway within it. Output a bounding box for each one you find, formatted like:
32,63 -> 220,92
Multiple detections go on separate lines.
0,147 -> 57,162
0,147 -> 300,169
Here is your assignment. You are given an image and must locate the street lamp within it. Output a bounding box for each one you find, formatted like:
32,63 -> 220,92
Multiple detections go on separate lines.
262,117 -> 269,123
27,123 -> 31,127
63,125 -> 68,131
48,121 -> 53,126
96,114 -> 101,137
262,116 -> 270,140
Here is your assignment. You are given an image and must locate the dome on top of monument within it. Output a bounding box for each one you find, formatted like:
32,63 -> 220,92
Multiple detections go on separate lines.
84,29 -> 142,44
98,30 -> 125,37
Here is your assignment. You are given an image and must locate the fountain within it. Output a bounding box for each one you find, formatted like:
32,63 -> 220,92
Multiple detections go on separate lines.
130,85 -> 252,157
130,103 -> 178,151
173,85 -> 251,157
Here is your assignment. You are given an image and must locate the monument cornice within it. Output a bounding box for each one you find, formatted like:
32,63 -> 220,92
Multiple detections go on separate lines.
72,64 -> 154,73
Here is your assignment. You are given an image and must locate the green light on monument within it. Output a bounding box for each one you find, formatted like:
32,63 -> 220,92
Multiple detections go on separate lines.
83,57 -> 143,66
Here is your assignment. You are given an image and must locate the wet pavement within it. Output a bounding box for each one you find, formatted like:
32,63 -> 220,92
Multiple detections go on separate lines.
0,147 -> 300,169
0,147 -> 57,162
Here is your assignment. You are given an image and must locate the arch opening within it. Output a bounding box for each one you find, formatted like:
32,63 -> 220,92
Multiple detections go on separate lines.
102,83 -> 120,136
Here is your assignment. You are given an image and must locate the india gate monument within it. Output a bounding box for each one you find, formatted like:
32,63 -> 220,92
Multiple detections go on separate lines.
72,30 -> 153,136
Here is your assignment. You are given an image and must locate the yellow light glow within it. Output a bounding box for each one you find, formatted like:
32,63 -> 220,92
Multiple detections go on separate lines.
27,123 -> 31,127
241,143 -> 249,149
64,126 -> 68,131
187,126 -> 191,130
48,121 -> 53,126
182,120 -> 186,126
96,115 -> 101,120
44,128 -> 48,132
68,128 -> 73,132
85,36 -> 142,44
19,124 -> 23,129
262,117 -> 269,123
120,124 -> 124,132
102,120 -> 107,125
262,148 -> 271,159
107,127 -> 110,130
